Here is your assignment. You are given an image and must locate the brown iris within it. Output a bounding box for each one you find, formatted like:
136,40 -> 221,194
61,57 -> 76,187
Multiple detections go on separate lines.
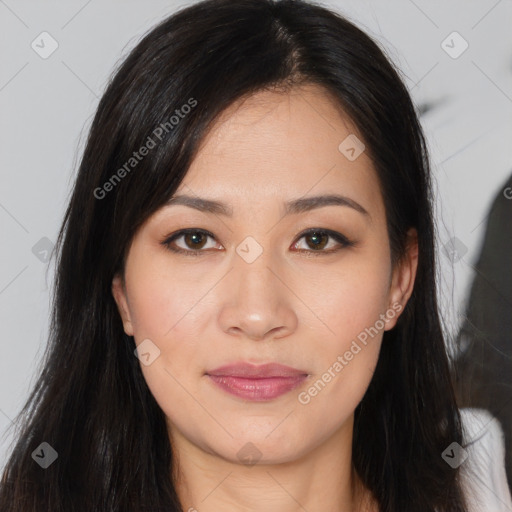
184,232 -> 208,250
304,231 -> 328,250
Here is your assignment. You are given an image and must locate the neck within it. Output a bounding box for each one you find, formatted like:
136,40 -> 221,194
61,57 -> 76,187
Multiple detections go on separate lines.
169,416 -> 376,512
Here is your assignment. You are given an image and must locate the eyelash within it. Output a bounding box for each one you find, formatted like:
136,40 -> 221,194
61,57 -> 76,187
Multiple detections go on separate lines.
160,228 -> 356,257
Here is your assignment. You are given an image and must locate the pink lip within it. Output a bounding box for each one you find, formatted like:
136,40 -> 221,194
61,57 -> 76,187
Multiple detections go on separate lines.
206,363 -> 309,401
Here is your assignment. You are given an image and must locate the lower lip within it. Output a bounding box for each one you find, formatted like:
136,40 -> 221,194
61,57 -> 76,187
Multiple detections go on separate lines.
207,375 -> 308,401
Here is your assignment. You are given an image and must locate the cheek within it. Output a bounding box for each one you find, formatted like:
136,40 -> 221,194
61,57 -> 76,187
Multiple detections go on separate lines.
126,265 -> 213,428
292,251 -> 390,415
127,260 -> 211,342
297,252 -> 391,346
125,258 -> 218,389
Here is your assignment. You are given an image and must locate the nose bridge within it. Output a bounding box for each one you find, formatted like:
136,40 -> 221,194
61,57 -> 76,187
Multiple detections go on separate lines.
217,236 -> 297,340
232,236 -> 278,304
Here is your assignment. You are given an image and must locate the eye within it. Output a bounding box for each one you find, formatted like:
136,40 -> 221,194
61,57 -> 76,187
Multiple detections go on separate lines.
161,229 -> 221,256
291,229 -> 356,255
161,227 -> 356,257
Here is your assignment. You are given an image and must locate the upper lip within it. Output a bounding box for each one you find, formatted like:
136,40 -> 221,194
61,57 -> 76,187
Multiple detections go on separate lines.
206,362 -> 308,378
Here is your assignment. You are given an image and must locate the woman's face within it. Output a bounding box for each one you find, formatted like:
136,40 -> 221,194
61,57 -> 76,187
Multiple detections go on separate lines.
112,84 -> 417,465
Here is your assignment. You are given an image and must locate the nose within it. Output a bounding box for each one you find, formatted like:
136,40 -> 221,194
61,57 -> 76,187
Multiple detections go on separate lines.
217,249 -> 298,342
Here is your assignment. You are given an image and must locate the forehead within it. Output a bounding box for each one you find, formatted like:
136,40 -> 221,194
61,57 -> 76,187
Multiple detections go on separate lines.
177,84 -> 383,219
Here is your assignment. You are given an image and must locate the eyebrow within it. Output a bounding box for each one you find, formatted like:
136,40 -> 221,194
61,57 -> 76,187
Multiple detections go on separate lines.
165,193 -> 371,220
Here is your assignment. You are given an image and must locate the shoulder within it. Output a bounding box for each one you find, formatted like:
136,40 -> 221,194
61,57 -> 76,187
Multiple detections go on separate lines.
458,407 -> 512,512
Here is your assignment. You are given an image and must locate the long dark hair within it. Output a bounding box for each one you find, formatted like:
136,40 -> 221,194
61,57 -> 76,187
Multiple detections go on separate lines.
0,0 -> 468,510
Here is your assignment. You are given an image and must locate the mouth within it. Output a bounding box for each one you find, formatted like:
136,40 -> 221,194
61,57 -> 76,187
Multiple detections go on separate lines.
205,362 -> 309,401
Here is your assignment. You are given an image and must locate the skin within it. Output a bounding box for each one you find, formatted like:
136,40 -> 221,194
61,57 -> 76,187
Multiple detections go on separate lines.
112,83 -> 418,512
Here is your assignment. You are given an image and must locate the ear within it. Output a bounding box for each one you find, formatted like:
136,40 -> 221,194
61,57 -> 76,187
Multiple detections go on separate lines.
112,274 -> 134,336
384,228 -> 418,331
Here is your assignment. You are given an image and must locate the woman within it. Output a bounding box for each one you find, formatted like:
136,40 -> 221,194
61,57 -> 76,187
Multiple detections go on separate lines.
0,0 -> 493,510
